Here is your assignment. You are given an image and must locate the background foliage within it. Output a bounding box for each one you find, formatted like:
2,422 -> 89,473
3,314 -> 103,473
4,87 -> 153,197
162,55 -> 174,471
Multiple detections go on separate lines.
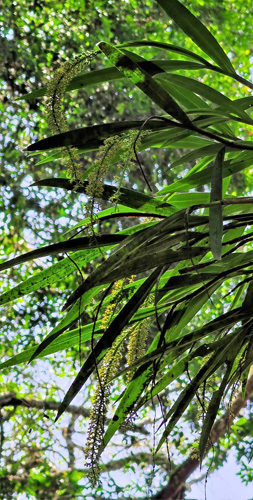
1,0 -> 253,499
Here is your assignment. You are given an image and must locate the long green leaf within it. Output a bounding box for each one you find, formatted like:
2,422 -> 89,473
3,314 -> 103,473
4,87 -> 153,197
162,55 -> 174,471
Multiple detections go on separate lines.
18,58 -> 206,101
118,40 -> 211,65
199,248 -> 253,275
0,324 -> 103,369
27,119 -> 167,151
135,326 -> 246,410
170,144 -> 221,169
32,178 -> 176,217
101,315 -> 246,456
156,341 -> 233,452
198,359 -> 234,463
0,288 -> 177,370
155,74 -> 250,120
158,153 -> 253,194
98,42 -> 191,125
62,211 -> 208,311
209,147 -> 225,260
0,249 -> 105,306
0,235 -> 125,272
155,0 -> 235,73
64,204 -> 165,234
165,282 -> 220,343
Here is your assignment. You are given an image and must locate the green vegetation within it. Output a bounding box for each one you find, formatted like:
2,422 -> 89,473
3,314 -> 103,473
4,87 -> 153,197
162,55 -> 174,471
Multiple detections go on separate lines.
1,0 -> 253,498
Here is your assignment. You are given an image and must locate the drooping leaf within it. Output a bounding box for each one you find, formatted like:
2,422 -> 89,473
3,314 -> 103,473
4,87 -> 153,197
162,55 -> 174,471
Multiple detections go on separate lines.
199,335 -> 243,463
156,341 -> 234,452
0,286 -> 180,370
155,0 -> 235,74
164,282 -> 221,343
18,58 -> 206,101
155,74 -> 250,120
135,326 -> 247,410
27,119 -> 167,151
118,40 -> 212,65
158,153 -> 253,194
0,249 -> 105,306
0,324 -> 103,369
62,210 -> 208,311
170,144 -> 222,169
32,178 -> 176,217
241,366 -> 251,400
209,147 -> 225,260
0,235 -> 125,272
63,204 -> 166,234
97,42 -> 191,125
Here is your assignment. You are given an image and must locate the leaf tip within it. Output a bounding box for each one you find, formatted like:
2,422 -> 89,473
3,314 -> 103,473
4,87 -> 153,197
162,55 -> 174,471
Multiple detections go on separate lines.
61,302 -> 69,312
54,412 -> 60,423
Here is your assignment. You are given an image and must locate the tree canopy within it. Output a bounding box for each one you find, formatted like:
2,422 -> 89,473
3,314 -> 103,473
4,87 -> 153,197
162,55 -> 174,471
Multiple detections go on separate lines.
1,1 -> 253,499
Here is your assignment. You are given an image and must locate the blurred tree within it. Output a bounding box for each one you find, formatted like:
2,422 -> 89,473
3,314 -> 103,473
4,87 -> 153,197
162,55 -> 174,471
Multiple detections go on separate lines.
1,1 -> 253,499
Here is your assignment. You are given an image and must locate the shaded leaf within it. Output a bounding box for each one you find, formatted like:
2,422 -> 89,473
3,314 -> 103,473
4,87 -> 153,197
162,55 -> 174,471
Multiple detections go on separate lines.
199,347 -> 239,463
62,211 -> 208,311
18,58 -> 207,101
0,325 -> 103,369
64,204 -> 166,234
155,74 -> 250,120
158,153 -> 253,194
209,147 -> 225,260
165,282 -> 220,343
98,42 -> 191,125
170,144 -> 221,169
0,235 -> 125,272
156,342 -> 233,452
118,40 -> 212,65
0,249 -> 104,306
32,178 -> 176,217
27,119 -> 167,151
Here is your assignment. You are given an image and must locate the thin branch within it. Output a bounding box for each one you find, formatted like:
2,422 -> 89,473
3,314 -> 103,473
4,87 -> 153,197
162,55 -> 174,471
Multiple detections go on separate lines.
0,393 -> 149,435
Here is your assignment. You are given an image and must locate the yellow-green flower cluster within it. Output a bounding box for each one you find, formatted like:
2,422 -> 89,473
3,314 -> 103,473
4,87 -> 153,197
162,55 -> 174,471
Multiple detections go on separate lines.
46,52 -> 95,134
86,135 -> 122,201
109,129 -> 141,203
45,51 -> 96,187
84,276 -> 137,484
85,134 -> 121,230
100,279 -> 124,330
126,318 -> 150,383
100,276 -> 136,330
119,317 -> 150,435
84,329 -> 126,485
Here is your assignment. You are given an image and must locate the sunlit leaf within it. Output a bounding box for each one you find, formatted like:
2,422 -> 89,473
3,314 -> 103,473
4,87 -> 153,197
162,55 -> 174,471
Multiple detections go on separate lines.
155,0 -> 235,73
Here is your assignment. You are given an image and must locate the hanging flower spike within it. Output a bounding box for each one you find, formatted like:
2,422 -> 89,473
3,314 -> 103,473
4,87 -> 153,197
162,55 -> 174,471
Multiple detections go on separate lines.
45,51 -> 97,187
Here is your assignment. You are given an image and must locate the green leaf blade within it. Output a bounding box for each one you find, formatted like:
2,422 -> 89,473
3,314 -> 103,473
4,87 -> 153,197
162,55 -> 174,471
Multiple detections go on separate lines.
209,147 -> 225,260
155,0 -> 235,73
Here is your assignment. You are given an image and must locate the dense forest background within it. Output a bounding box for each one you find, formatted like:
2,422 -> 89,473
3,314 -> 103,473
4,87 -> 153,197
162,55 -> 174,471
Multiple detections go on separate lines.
1,1 -> 253,499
